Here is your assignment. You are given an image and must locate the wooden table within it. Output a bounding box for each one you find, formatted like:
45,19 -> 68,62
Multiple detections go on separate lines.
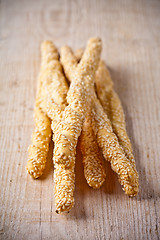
0,0 -> 160,239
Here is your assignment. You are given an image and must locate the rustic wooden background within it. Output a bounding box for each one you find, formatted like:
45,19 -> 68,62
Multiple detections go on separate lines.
0,0 -> 160,239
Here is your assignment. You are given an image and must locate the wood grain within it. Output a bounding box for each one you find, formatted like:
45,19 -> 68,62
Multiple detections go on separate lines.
0,0 -> 160,239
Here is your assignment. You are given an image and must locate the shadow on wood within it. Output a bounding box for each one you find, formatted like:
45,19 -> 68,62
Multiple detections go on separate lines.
102,160 -> 117,195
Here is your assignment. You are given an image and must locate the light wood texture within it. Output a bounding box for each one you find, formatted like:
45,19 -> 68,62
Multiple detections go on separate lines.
0,0 -> 160,239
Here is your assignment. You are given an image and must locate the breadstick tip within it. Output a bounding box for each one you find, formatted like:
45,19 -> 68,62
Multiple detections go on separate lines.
88,37 -> 102,46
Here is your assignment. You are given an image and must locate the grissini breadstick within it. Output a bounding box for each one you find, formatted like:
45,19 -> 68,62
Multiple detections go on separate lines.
34,41 -> 71,214
92,99 -> 139,196
76,49 -> 139,195
27,108 -> 51,178
26,41 -> 69,179
95,61 -> 136,168
62,49 -> 139,197
61,45 -> 106,189
75,48 -> 106,188
75,51 -> 136,169
80,111 -> 106,188
26,52 -> 52,178
39,41 -> 68,123
39,41 -> 69,150
53,38 -> 102,213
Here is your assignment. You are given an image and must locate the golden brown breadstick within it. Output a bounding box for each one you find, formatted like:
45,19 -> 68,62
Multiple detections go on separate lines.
75,49 -> 139,195
61,45 -> 106,189
62,48 -> 139,197
75,52 -> 136,168
26,52 -> 52,178
27,107 -> 51,178
53,37 -> 102,213
92,99 -> 139,196
39,41 -> 68,121
26,41 -> 69,179
80,111 -> 106,188
95,61 -> 136,168
35,41 -> 72,213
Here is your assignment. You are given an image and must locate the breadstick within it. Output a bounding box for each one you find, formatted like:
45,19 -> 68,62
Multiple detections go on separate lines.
75,52 -> 136,168
75,49 -> 106,188
26,41 -> 69,179
35,41 -> 72,213
53,37 -> 102,213
75,48 -> 106,188
27,107 -> 51,179
62,48 -> 139,197
61,44 -> 106,189
92,99 -> 139,196
75,49 -> 139,195
39,41 -> 68,122
26,48 -> 52,178
95,61 -> 136,168
80,111 -> 106,188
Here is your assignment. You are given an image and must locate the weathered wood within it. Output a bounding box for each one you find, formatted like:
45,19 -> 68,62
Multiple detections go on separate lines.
0,0 -> 160,239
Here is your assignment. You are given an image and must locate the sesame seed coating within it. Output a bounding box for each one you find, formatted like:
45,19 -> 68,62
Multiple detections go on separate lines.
37,41 -> 74,213
54,37 -> 102,212
54,165 -> 75,213
73,49 -> 139,196
61,40 -> 105,189
93,98 -> 139,196
26,40 -> 68,179
26,68 -> 52,178
80,112 -> 106,188
26,36 -> 138,216
39,41 -> 68,116
96,61 -> 136,167
95,61 -> 139,196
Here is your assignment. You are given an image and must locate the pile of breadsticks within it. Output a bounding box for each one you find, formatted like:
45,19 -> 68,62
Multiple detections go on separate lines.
26,37 -> 139,214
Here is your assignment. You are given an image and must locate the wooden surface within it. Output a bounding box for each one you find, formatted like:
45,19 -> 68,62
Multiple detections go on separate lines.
0,0 -> 160,239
